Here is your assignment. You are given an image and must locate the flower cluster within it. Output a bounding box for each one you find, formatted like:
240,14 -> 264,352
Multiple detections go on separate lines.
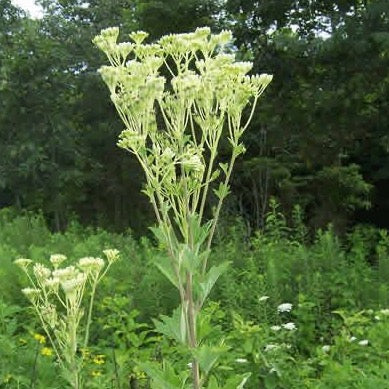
93,27 -> 272,240
15,250 -> 119,387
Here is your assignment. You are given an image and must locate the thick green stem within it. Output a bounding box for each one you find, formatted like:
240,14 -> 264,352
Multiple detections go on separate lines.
83,280 -> 97,348
186,272 -> 200,389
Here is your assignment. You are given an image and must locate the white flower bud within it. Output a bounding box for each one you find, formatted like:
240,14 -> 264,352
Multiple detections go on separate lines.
50,254 -> 67,267
33,263 -> 51,281
22,288 -> 41,302
14,258 -> 32,269
103,249 -> 120,264
277,303 -> 293,313
78,257 -> 105,272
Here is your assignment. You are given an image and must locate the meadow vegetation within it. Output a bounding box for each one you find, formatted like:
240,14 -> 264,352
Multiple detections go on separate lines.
1,206 -> 388,387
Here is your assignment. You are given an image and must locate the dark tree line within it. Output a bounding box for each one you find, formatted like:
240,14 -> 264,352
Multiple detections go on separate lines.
0,0 -> 388,234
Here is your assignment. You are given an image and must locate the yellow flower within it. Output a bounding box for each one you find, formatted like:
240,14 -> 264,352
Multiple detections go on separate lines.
91,370 -> 101,377
92,354 -> 105,365
33,333 -> 46,344
41,347 -> 53,356
3,374 -> 12,383
80,347 -> 90,358
18,338 -> 27,345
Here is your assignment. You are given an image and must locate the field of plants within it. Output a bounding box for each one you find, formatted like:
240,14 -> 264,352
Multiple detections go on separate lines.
1,206 -> 388,388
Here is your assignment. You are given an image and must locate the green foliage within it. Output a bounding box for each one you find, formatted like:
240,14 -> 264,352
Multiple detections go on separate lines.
0,208 -> 389,387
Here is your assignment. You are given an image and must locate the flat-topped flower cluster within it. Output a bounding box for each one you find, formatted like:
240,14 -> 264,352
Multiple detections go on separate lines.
93,27 -> 272,235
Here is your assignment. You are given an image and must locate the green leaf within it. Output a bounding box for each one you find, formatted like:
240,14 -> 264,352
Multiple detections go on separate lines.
213,182 -> 230,200
198,262 -> 229,307
224,373 -> 251,388
154,254 -> 179,289
207,376 -> 220,389
219,163 -> 228,176
193,344 -> 228,376
139,361 -> 189,389
152,305 -> 187,344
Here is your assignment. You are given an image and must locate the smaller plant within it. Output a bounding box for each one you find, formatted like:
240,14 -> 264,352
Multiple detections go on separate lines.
15,249 -> 119,389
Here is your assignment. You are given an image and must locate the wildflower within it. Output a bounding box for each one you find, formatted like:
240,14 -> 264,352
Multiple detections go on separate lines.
14,258 -> 32,269
33,333 -> 46,344
271,325 -> 281,331
80,348 -> 90,358
264,344 -> 278,352
129,30 -> 149,44
235,358 -> 248,363
277,303 -> 292,313
91,370 -> 102,377
52,266 -> 77,281
258,296 -> 269,302
41,347 -> 53,356
93,354 -> 105,365
349,336 -> 357,342
103,249 -> 120,263
44,277 -> 60,291
50,254 -> 67,268
78,257 -> 105,272
322,345 -> 330,352
181,154 -> 204,173
61,273 -> 87,296
33,263 -> 51,280
358,339 -> 368,346
22,288 -> 41,302
282,322 -> 297,331
380,309 -> 389,316
3,374 -> 12,383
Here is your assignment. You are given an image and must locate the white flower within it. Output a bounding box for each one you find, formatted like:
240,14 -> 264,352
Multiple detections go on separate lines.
277,303 -> 292,313
235,358 -> 248,363
103,249 -> 120,263
78,257 -> 105,272
61,273 -> 87,296
50,254 -> 67,267
53,266 -> 77,281
22,288 -> 41,301
380,309 -> 389,316
33,263 -> 51,280
322,345 -> 330,352
44,277 -> 60,290
259,296 -> 269,302
358,339 -> 368,346
264,344 -> 278,352
349,336 -> 357,342
282,322 -> 297,331
181,154 -> 204,173
14,258 -> 32,269
187,362 -> 192,368
271,325 -> 281,331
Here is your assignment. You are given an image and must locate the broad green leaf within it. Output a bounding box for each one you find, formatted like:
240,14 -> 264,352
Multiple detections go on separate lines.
198,262 -> 230,307
139,361 -> 189,389
224,373 -> 251,388
193,344 -> 228,376
152,305 -> 187,344
154,254 -> 179,289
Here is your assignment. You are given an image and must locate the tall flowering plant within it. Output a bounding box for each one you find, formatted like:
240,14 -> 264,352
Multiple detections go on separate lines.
93,27 -> 272,388
15,250 -> 119,388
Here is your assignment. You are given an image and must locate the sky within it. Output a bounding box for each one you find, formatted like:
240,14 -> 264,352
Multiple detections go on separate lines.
12,0 -> 44,19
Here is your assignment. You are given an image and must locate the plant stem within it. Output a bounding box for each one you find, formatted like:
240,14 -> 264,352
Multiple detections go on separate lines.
83,280 -> 97,348
186,272 -> 200,388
